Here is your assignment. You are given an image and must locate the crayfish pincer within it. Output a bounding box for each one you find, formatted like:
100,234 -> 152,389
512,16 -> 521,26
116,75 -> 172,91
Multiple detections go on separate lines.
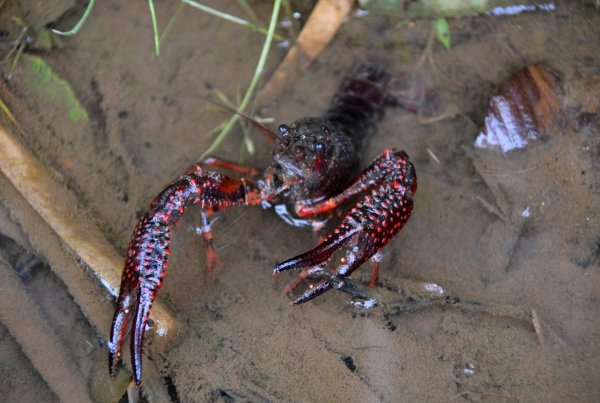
109,62 -> 417,385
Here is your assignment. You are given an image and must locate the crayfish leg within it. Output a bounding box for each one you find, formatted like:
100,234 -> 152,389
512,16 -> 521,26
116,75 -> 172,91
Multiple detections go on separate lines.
202,156 -> 261,179
369,251 -> 383,288
199,210 -> 222,272
282,266 -> 325,294
282,268 -> 310,295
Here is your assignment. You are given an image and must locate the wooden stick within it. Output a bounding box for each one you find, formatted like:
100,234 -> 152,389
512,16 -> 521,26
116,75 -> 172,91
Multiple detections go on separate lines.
256,0 -> 354,107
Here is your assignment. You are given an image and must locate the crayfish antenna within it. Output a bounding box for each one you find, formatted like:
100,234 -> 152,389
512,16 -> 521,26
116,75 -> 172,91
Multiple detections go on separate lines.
201,95 -> 278,144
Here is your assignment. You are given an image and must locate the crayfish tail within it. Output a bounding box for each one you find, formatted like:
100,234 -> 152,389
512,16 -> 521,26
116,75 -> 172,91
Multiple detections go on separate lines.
326,62 -> 391,149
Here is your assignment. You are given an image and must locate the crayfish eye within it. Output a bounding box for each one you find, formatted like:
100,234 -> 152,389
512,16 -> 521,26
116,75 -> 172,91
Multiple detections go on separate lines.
278,124 -> 289,135
314,142 -> 324,153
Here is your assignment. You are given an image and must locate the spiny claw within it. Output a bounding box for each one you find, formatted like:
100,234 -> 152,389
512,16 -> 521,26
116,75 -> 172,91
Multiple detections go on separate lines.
290,272 -> 368,305
313,271 -> 368,299
281,267 -> 322,294
109,164 -> 261,386
273,226 -> 359,274
131,286 -> 157,384
290,281 -> 333,305
108,292 -> 134,377
109,213 -> 170,386
109,285 -> 158,385
275,149 -> 416,305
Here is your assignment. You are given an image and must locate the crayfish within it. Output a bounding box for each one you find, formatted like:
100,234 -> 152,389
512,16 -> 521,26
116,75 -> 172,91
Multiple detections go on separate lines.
109,63 -> 417,385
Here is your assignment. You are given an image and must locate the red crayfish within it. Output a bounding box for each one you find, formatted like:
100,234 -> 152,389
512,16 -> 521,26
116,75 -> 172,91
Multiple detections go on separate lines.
109,63 -> 417,385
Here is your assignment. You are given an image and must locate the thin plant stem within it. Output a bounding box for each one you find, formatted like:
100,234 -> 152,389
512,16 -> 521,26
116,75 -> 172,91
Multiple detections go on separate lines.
159,3 -> 185,49
0,97 -> 18,127
236,0 -> 262,26
51,0 -> 95,36
150,1 -> 285,58
199,0 -> 281,160
148,0 -> 160,56
182,0 -> 284,41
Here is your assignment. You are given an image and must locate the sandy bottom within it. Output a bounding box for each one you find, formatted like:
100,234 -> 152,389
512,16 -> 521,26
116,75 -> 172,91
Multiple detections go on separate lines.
0,1 -> 599,401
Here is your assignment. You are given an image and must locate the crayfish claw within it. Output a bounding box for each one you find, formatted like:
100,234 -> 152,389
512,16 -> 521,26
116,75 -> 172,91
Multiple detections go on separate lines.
108,291 -> 135,378
313,271 -> 369,299
108,281 -> 159,386
109,213 -> 170,386
291,281 -> 333,305
282,267 -> 322,294
277,148 -> 416,305
290,271 -> 370,305
130,285 -> 156,385
109,163 -> 262,386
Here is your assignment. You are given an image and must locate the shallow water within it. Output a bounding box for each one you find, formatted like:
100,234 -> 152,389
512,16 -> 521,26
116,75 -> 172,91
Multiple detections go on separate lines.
1,1 -> 600,401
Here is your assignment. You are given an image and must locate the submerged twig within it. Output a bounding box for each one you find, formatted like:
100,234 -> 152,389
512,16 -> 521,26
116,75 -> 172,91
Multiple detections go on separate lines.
256,0 -> 355,107
374,279 -> 540,336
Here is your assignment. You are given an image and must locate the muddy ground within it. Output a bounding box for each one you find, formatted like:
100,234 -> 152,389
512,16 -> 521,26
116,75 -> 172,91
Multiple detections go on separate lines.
0,1 -> 599,402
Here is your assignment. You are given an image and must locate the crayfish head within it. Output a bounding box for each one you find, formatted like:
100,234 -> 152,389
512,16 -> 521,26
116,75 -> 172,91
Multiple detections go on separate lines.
261,117 -> 335,201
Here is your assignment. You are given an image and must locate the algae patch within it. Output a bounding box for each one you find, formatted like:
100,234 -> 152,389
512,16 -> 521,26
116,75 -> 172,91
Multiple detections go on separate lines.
21,55 -> 88,123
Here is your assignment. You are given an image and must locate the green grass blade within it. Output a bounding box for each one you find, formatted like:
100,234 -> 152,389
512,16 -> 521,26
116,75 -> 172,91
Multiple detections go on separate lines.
182,0 -> 284,41
199,0 -> 281,161
51,0 -> 95,36
148,0 -> 161,56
